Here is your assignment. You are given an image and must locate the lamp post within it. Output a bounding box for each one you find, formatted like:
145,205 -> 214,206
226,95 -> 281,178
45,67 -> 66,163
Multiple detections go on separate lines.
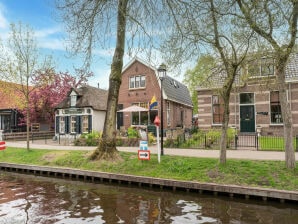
157,63 -> 166,156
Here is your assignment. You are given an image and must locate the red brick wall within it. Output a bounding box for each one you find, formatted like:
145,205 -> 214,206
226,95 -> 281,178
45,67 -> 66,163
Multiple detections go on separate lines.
197,82 -> 298,136
118,60 -> 192,129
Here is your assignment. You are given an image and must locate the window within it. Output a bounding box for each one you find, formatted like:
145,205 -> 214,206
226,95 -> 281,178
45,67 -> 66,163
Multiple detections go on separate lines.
70,116 -> 76,133
248,61 -> 260,76
270,91 -> 282,124
129,75 -> 146,89
167,101 -> 171,126
70,95 -> 77,107
212,95 -> 224,124
261,57 -> 274,76
59,117 -> 65,133
140,76 -> 146,87
240,93 -> 254,104
131,102 -> 148,125
70,91 -> 77,107
82,115 -> 89,133
247,57 -> 274,77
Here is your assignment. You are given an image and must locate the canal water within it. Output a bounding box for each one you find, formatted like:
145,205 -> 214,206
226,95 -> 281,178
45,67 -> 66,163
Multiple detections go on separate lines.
0,173 -> 297,224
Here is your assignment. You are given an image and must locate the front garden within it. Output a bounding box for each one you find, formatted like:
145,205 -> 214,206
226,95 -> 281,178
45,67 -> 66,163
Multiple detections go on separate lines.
73,127 -> 298,152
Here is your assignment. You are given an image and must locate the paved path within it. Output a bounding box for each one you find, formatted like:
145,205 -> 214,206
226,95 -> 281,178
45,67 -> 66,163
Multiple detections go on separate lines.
4,140 -> 298,161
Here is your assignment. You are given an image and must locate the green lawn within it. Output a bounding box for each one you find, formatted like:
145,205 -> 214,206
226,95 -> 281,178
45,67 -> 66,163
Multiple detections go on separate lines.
259,136 -> 298,151
0,147 -> 297,191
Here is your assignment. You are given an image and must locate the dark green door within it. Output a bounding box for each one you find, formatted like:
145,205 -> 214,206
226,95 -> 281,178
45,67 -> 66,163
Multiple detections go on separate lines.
240,105 -> 255,132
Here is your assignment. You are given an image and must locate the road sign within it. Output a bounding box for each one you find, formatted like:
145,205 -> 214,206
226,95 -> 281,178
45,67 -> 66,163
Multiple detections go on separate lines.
139,140 -> 148,150
0,141 -> 6,150
138,150 -> 150,160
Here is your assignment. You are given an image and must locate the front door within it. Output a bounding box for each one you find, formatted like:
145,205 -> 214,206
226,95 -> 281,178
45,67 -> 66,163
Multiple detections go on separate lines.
240,105 -> 255,132
117,104 -> 123,130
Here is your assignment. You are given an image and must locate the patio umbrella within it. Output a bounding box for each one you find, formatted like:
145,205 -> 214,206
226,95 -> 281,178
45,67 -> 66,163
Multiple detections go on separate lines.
118,105 -> 148,112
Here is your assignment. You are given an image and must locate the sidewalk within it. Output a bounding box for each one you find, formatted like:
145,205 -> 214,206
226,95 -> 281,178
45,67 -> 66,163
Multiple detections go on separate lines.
5,139 -> 298,161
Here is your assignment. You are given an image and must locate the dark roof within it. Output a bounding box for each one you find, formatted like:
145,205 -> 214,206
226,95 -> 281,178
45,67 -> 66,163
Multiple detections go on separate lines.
56,85 -> 108,111
163,76 -> 193,107
285,53 -> 298,81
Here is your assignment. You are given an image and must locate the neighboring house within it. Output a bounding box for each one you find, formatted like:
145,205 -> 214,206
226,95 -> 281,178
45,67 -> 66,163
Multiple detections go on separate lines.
197,53 -> 298,136
0,81 -> 25,132
118,57 -> 193,131
55,85 -> 108,137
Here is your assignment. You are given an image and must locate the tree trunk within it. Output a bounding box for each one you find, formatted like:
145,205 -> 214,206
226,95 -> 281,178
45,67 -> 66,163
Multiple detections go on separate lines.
91,0 -> 128,161
219,92 -> 231,164
276,57 -> 296,169
219,67 -> 236,164
25,84 -> 30,151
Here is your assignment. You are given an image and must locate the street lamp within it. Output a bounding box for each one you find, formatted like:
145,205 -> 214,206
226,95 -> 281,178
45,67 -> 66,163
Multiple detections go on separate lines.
157,63 -> 166,156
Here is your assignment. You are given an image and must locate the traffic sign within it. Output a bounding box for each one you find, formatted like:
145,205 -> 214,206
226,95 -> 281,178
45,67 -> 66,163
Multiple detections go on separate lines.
0,141 -> 6,150
138,150 -> 150,160
139,140 -> 148,150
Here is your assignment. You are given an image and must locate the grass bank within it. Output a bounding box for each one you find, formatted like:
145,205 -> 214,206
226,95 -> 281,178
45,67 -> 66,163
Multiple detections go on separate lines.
0,147 -> 297,191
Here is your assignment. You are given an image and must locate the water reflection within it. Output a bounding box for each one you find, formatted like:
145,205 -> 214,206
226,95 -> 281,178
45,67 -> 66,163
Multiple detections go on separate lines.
0,173 -> 297,224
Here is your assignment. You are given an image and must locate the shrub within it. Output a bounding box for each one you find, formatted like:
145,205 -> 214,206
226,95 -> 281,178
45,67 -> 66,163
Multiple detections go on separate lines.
127,127 -> 139,138
74,131 -> 102,146
147,132 -> 156,145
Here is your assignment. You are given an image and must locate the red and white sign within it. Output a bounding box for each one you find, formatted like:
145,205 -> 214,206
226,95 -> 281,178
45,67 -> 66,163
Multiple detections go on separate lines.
0,141 -> 6,150
154,115 -> 160,127
138,150 -> 150,160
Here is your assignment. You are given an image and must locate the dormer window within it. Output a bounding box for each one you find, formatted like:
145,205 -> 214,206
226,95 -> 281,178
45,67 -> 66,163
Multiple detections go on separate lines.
70,91 -> 77,107
247,57 -> 274,77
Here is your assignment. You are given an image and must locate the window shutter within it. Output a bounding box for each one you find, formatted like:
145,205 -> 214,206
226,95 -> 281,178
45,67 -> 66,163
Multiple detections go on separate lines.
76,116 -> 81,134
56,116 -> 59,133
65,116 -> 69,133
88,115 -> 92,133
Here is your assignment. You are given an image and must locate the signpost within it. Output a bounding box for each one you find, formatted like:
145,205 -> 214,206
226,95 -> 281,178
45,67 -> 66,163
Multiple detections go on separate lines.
138,150 -> 150,160
154,115 -> 161,163
138,140 -> 150,160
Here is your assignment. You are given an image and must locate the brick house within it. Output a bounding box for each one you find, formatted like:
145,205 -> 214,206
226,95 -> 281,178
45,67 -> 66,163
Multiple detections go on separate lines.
197,53 -> 298,136
118,58 -> 193,132
55,85 -> 108,137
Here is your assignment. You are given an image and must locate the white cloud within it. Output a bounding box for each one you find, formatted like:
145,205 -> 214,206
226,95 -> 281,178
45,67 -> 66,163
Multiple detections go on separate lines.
34,26 -> 66,51
39,38 -> 65,51
35,26 -> 62,38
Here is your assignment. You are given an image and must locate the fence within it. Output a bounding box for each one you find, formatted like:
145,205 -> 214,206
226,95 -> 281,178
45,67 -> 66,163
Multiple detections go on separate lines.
165,130 -> 298,151
3,131 -> 55,142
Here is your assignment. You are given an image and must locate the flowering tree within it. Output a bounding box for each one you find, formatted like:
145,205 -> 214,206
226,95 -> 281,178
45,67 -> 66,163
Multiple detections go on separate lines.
20,68 -> 93,130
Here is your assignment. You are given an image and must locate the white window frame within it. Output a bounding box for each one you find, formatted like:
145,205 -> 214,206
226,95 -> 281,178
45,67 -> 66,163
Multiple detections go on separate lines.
82,115 -> 89,133
269,91 -> 288,125
59,117 -> 65,133
167,101 -> 171,126
70,116 -> 76,133
129,75 -> 146,89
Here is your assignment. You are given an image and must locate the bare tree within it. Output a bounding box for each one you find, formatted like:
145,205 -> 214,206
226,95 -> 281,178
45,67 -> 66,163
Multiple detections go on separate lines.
162,0 -> 254,164
237,0 -> 297,168
0,22 -> 51,150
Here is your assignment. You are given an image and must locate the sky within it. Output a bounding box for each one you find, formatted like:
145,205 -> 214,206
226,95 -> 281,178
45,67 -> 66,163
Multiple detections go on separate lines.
0,0 -> 115,89
0,0 -> 187,90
